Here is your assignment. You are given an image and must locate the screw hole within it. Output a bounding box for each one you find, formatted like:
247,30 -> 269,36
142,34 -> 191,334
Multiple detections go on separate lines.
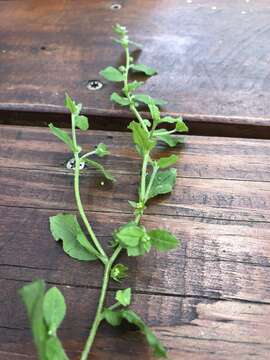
111,3 -> 122,10
66,158 -> 85,170
86,80 -> 103,91
40,46 -> 46,50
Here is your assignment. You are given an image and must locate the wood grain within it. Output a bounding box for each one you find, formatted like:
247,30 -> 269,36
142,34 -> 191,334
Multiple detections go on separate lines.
1,1 -> 270,136
0,125 -> 270,359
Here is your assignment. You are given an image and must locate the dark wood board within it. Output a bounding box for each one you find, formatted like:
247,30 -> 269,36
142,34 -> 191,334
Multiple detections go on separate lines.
0,125 -> 270,358
1,1 -> 270,137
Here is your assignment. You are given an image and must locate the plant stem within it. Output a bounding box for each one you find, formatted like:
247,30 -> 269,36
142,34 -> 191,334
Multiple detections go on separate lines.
80,245 -> 122,360
71,115 -> 108,261
144,164 -> 158,201
140,152 -> 149,202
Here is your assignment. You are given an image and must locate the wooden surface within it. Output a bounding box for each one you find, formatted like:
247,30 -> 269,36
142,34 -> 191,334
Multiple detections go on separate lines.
1,125 -> 270,359
1,0 -> 270,137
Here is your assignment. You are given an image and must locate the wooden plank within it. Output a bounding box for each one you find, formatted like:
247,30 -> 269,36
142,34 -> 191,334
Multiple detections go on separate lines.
1,1 -> 270,136
1,279 -> 270,359
1,125 -> 270,358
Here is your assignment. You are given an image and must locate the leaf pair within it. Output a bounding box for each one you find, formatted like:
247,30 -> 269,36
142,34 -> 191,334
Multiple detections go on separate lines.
50,214 -> 100,261
19,280 -> 68,360
114,222 -> 179,256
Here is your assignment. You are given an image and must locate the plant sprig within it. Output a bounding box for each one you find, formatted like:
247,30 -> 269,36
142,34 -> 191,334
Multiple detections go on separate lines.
20,24 -> 188,359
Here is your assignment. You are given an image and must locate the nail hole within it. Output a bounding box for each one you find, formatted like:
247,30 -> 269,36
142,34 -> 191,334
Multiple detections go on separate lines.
40,46 -> 46,50
86,80 -> 103,91
66,158 -> 85,170
111,3 -> 122,10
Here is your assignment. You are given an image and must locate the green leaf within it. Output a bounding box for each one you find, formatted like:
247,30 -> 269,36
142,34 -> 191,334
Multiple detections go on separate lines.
115,288 -> 132,306
43,287 -> 66,336
110,263 -> 128,282
157,116 -> 181,125
49,124 -> 76,153
128,121 -> 156,155
100,66 -> 125,82
111,92 -> 130,106
77,233 -> 100,258
133,94 -> 167,106
75,115 -> 89,131
65,93 -> 78,114
121,310 -> 167,358
103,308 -> 122,326
148,229 -> 180,251
19,280 -> 48,360
154,129 -> 183,147
176,120 -> 189,132
131,64 -> 157,76
145,168 -> 176,200
148,103 -> 160,124
49,214 -> 97,261
95,143 -> 110,157
125,81 -> 144,93
156,154 -> 179,168
113,23 -> 128,36
84,158 -> 115,182
115,223 -> 144,247
46,337 -> 69,360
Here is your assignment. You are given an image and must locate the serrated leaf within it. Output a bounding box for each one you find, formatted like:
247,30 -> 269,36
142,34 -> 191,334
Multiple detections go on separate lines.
115,288 -> 132,306
95,143 -> 110,157
43,287 -> 66,336
121,310 -> 167,358
115,223 -> 144,247
111,92 -> 130,106
65,93 -> 77,114
145,168 -> 176,200
148,229 -> 180,252
46,337 -> 69,360
75,115 -> 89,131
131,64 -> 157,76
128,121 -> 156,155
84,158 -> 115,182
100,66 -> 125,82
133,94 -> 167,106
49,124 -> 76,153
49,214 -> 97,261
156,154 -> 179,168
110,263 -> 128,282
19,280 -> 48,360
103,308 -> 122,326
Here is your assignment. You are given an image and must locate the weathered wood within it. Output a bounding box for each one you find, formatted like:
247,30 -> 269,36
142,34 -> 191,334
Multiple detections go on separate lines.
1,280 -> 270,360
1,125 -> 270,358
1,1 -> 270,136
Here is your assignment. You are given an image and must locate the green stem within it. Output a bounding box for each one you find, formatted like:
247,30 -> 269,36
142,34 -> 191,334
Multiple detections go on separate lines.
80,245 -> 122,360
144,164 -> 158,201
71,115 -> 108,261
139,152 -> 149,202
